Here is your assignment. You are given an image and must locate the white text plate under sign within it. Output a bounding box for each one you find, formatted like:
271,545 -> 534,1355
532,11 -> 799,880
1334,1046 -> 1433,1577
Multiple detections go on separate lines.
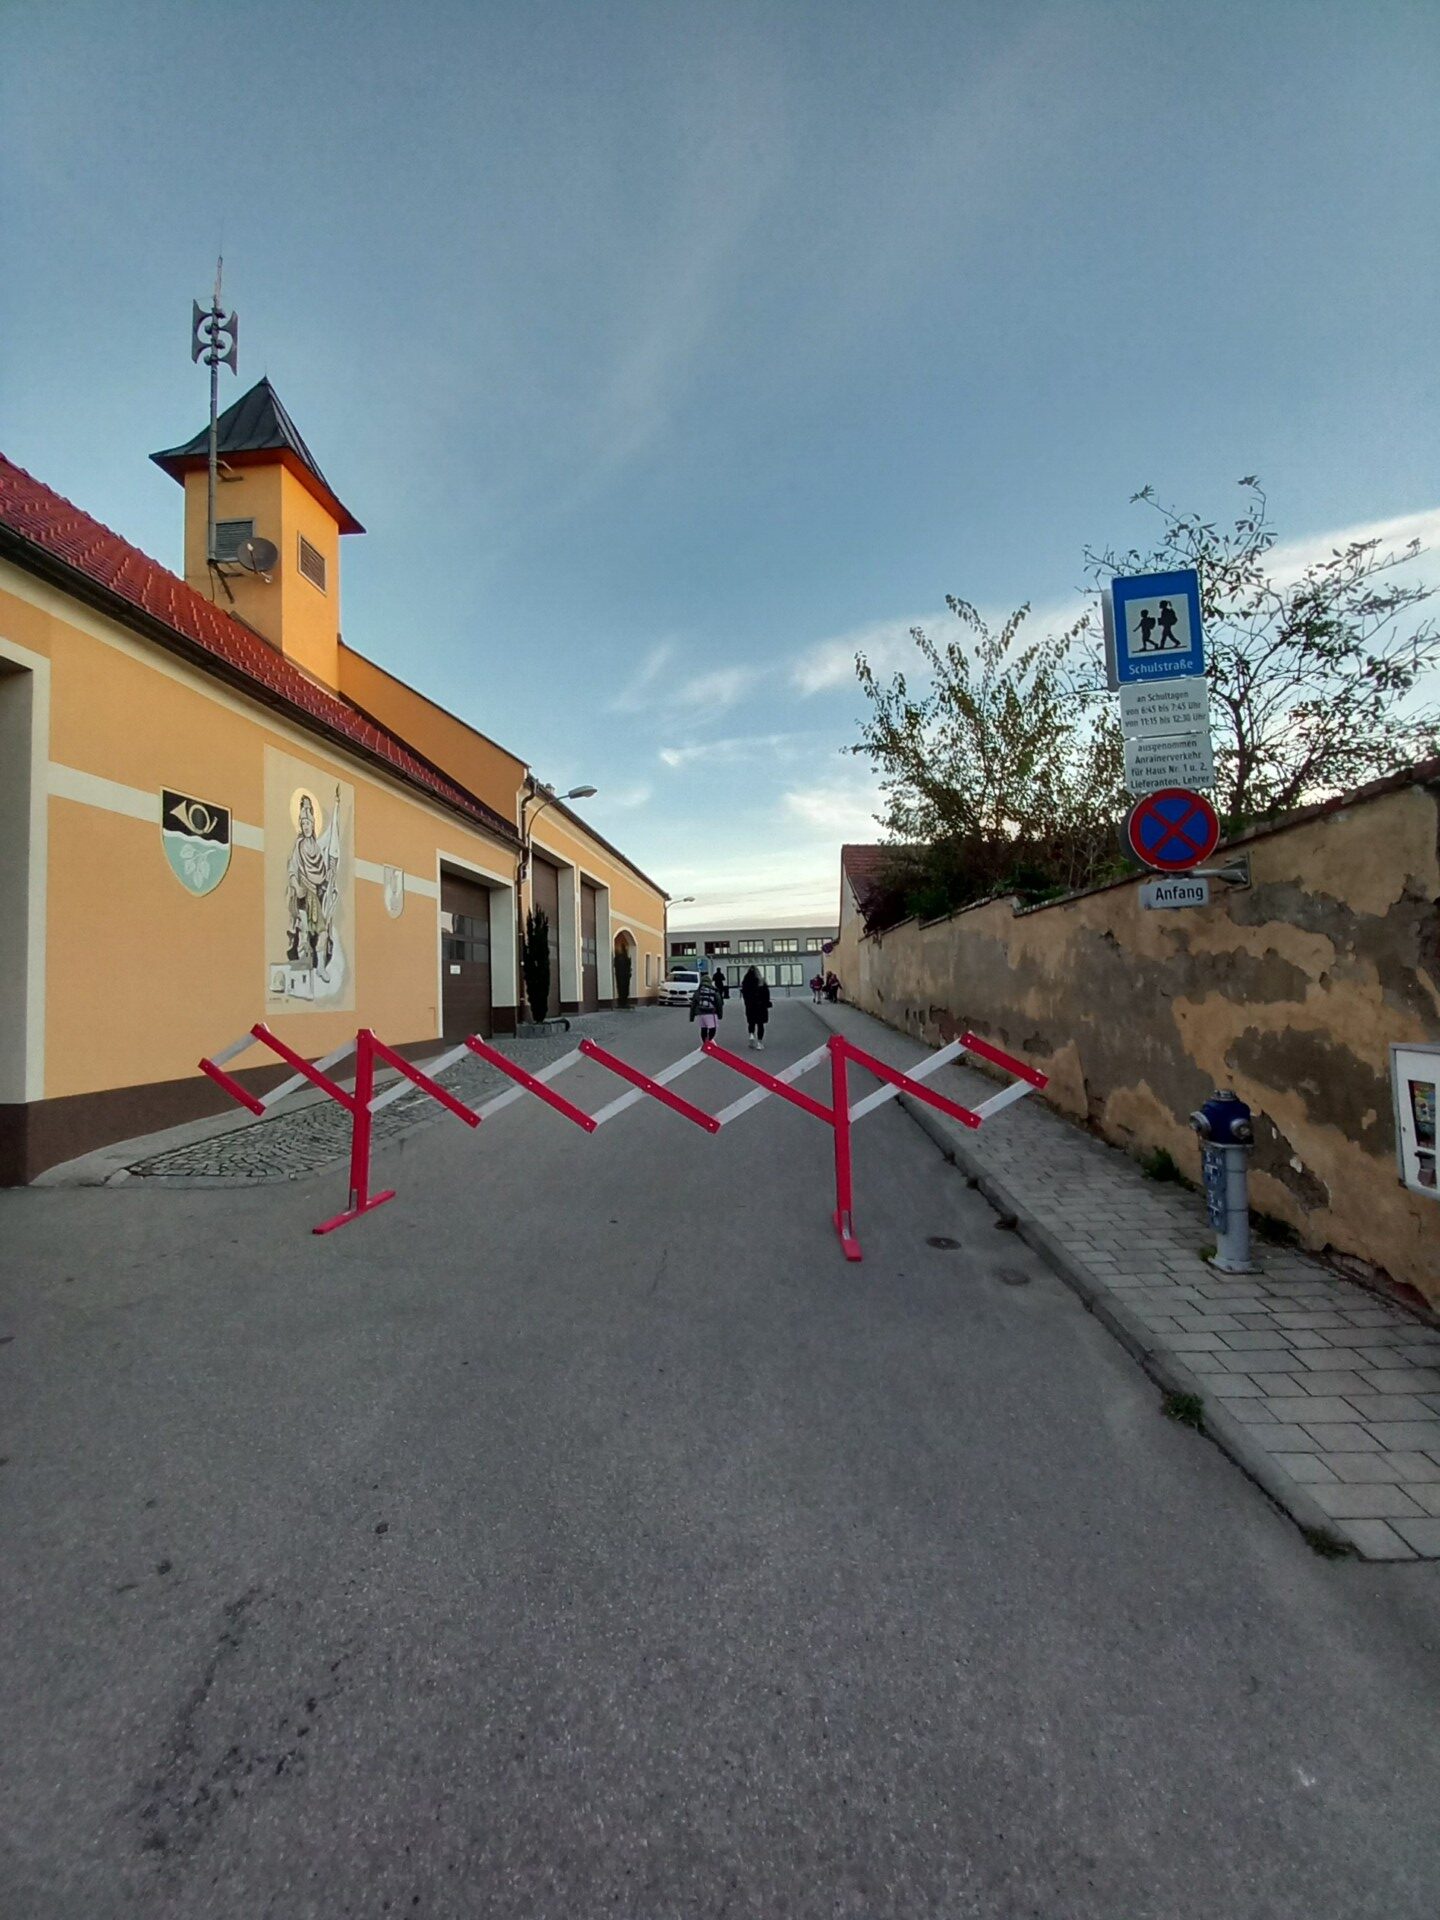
1124,730 -> 1216,795
1140,876 -> 1211,910
1119,677 -> 1210,738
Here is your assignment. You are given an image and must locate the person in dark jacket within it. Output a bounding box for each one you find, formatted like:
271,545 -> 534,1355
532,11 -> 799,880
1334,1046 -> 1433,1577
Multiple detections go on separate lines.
689,975 -> 723,1047
824,971 -> 841,1003
740,966 -> 772,1050
711,965 -> 729,1001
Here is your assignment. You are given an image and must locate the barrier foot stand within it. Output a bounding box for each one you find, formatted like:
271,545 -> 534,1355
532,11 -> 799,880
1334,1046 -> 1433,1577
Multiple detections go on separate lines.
829,1038 -> 862,1261
314,1031 -> 396,1235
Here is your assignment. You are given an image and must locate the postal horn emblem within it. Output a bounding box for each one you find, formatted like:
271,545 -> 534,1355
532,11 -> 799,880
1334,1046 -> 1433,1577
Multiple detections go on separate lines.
161,787 -> 232,896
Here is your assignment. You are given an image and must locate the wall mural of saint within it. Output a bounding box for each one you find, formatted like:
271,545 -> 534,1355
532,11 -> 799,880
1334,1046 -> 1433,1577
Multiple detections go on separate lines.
264,749 -> 355,1012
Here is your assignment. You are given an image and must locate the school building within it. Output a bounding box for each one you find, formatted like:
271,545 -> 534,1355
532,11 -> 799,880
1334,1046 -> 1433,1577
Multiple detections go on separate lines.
0,377 -> 667,1182
668,923 -> 837,993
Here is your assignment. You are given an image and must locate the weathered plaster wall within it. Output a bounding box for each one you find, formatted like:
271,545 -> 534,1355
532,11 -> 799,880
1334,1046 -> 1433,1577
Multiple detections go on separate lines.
835,780 -> 1440,1302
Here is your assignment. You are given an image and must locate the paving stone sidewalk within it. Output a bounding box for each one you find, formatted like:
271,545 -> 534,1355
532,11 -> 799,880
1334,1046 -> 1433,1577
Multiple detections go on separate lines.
814,999 -> 1440,1562
124,1010 -> 643,1183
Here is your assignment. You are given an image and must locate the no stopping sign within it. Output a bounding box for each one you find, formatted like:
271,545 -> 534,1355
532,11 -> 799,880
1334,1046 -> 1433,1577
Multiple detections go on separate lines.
1126,787 -> 1220,872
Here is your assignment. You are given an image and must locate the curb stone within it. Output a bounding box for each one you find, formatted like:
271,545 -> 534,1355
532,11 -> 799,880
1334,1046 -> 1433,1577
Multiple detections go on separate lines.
896,1092 -> 1356,1555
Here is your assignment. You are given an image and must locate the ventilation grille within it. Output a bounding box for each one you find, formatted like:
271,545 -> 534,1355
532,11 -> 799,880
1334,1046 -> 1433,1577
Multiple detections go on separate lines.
214,518 -> 254,563
298,535 -> 326,590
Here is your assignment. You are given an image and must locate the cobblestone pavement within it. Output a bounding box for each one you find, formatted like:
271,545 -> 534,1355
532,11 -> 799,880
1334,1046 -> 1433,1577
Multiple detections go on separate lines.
814,1000 -> 1440,1562
125,1010 -> 649,1183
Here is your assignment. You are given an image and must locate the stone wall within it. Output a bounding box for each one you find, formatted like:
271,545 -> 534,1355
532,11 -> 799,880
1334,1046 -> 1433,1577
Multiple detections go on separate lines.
834,771 -> 1440,1303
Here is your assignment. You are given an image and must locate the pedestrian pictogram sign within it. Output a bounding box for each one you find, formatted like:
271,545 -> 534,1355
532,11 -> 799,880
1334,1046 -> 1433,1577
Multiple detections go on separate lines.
1105,568 -> 1205,687
1126,786 -> 1220,872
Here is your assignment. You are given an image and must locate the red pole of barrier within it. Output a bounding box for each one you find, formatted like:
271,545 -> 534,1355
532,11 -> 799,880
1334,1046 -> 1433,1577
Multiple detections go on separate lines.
701,1039 -> 836,1126
839,1039 -> 985,1131
369,1033 -> 481,1129
198,1055 -> 267,1116
464,1036 -> 597,1132
958,1030 -> 1049,1089
579,1039 -> 721,1133
314,1030 -> 397,1236
249,1023 -> 359,1113
829,1037 -> 861,1262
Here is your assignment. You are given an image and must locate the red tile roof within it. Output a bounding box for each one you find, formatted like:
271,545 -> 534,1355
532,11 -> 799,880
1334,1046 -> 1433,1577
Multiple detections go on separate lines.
0,452 -> 518,845
840,842 -> 894,905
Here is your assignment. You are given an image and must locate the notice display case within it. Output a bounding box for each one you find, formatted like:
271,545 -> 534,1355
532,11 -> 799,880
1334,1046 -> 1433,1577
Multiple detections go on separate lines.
1391,1043 -> 1440,1197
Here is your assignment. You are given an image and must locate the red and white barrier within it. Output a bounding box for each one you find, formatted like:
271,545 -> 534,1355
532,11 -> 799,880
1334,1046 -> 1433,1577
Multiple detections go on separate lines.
197,1022 -> 1046,1255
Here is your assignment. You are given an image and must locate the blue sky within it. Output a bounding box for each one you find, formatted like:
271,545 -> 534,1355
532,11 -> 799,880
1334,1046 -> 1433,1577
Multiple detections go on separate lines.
4,1 -> 1437,927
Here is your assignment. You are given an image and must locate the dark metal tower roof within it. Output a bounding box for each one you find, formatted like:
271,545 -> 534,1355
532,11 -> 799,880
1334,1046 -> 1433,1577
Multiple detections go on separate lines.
150,376 -> 363,533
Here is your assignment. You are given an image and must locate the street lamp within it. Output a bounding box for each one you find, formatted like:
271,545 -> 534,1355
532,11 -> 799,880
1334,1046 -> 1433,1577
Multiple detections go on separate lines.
518,779 -> 597,886
663,896 -> 696,971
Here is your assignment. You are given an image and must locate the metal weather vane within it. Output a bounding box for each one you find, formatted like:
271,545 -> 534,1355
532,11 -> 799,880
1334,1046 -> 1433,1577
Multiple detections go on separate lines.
191,258 -> 238,575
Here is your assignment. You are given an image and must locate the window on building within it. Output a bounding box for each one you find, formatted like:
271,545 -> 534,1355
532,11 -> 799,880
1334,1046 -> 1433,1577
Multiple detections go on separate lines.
704,941 -> 730,955
214,518 -> 254,564
737,938 -> 764,954
806,937 -> 825,952
445,912 -> 491,964
298,534 -> 327,591
764,964 -> 780,985
671,941 -> 697,957
644,954 -> 653,986
774,938 -> 799,953
781,963 -> 802,986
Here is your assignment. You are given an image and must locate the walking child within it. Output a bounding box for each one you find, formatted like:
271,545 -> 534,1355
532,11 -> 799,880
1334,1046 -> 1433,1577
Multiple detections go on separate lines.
689,973 -> 723,1048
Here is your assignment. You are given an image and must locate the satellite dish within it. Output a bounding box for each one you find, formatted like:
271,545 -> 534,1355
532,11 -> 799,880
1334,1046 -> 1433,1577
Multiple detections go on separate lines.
236,535 -> 278,575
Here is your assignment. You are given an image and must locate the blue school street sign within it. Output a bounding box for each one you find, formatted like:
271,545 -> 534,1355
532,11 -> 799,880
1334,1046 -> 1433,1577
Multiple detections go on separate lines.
1104,568 -> 1205,687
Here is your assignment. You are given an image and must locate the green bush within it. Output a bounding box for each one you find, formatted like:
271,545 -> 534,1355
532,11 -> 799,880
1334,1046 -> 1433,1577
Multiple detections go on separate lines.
522,907 -> 550,1024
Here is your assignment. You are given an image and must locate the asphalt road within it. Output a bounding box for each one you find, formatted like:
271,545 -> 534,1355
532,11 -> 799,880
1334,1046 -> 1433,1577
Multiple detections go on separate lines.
3,1000 -> 1439,1919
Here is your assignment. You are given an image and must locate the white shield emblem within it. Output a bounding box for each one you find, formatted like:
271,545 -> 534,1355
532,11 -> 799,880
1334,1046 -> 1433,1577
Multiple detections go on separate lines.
161,789 -> 232,896
384,865 -> 405,918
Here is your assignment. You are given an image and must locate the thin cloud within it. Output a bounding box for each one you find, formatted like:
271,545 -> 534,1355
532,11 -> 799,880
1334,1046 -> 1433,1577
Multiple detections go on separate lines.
608,643 -> 674,713
594,783 -> 652,810
782,770 -> 885,841
791,611 -> 941,696
611,651 -> 762,719
1263,506 -> 1440,590
671,665 -> 761,712
659,731 -> 805,770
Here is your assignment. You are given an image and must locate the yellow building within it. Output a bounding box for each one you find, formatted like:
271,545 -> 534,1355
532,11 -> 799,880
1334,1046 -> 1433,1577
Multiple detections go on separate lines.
0,378 -> 668,1180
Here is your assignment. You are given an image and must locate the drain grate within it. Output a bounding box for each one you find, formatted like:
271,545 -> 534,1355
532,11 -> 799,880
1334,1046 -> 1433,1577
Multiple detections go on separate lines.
998,1268 -> 1031,1287
927,1235 -> 962,1250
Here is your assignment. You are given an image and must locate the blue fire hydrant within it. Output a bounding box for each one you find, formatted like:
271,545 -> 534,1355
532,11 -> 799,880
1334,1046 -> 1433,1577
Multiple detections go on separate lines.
1190,1091 -> 1256,1273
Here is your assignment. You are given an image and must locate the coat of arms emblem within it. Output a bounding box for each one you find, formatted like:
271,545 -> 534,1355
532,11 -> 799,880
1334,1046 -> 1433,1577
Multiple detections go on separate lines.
161,789 -> 232,896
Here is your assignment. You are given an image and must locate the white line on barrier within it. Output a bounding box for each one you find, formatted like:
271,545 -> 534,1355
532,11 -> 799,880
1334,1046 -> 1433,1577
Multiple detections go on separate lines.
210,1031 -> 256,1068
847,1039 -> 965,1122
715,1043 -> 829,1125
972,1079 -> 1033,1122
258,1039 -> 357,1111
476,1047 -> 586,1122
366,1042 -> 471,1115
590,1047 -> 708,1127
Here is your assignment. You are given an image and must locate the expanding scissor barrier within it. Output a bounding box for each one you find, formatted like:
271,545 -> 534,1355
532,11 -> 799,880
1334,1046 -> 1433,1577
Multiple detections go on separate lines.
199,1023 -> 1046,1256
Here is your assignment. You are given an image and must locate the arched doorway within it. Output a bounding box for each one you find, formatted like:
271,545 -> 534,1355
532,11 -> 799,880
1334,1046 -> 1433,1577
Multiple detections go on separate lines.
612,928 -> 638,1007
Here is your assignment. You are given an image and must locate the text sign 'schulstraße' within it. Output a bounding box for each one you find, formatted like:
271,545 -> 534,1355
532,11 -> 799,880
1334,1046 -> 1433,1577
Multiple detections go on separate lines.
1126,787 -> 1221,872
1124,729 -> 1216,796
1106,568 -> 1205,686
1140,875 -> 1211,910
1118,676 -> 1210,738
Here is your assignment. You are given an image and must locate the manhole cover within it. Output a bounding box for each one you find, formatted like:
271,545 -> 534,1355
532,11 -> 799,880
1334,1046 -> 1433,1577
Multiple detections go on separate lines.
998,1268 -> 1031,1287
927,1236 -> 962,1250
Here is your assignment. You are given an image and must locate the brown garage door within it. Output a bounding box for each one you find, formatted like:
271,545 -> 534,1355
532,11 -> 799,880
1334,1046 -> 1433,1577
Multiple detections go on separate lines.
440,871 -> 492,1041
581,881 -> 599,1012
530,855 -> 560,1021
